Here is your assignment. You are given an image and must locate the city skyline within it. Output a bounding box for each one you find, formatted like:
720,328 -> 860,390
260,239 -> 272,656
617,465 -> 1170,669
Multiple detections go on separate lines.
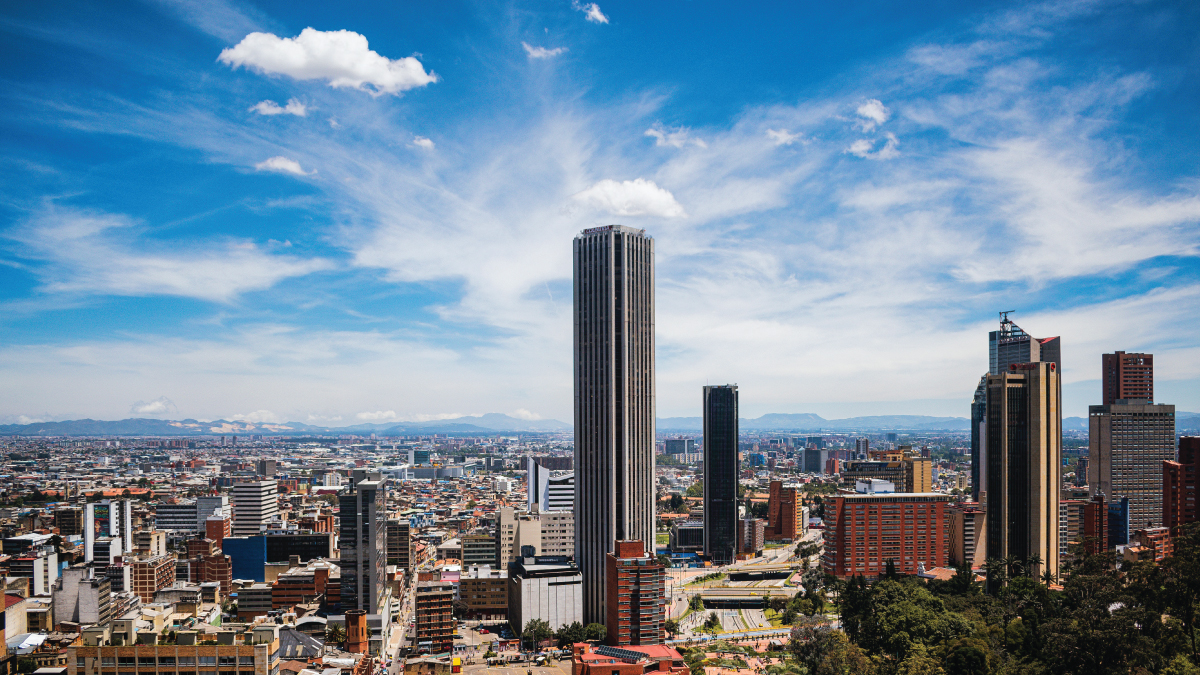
2,1 -> 1199,425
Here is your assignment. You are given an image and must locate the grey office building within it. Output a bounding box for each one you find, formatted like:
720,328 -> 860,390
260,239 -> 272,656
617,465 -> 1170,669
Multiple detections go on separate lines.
1088,400 -> 1175,530
573,225 -> 656,625
703,385 -> 739,565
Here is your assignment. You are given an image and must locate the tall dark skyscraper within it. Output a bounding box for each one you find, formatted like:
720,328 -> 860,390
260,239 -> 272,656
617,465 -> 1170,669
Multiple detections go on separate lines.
973,312 -> 1061,504
703,385 -> 738,565
970,375 -> 986,502
573,225 -> 656,625
1102,351 -> 1154,405
986,361 -> 1061,581
339,470 -> 389,652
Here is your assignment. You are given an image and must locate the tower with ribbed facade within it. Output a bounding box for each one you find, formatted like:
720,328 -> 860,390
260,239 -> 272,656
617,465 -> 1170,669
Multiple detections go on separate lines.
573,225 -> 656,625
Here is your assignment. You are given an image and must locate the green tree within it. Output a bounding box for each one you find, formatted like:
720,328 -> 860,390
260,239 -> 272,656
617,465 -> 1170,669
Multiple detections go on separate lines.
703,612 -> 721,633
686,482 -> 703,498
689,594 -> 705,612
325,623 -> 346,646
554,621 -> 586,647
521,618 -> 552,650
664,619 -> 680,638
583,623 -> 606,642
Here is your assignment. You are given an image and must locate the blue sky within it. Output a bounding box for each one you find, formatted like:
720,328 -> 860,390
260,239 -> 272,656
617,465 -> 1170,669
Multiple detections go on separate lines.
1,0 -> 1198,425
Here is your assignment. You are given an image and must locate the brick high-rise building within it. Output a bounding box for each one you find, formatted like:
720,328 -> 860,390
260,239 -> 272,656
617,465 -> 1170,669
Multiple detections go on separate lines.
737,518 -> 765,558
1165,436 -> 1198,530
703,385 -> 739,565
986,361 -> 1061,582
1102,351 -> 1154,405
573,225 -> 656,625
130,555 -> 176,602
605,540 -> 664,646
822,492 -> 953,579
1089,400 -> 1175,531
766,481 -> 805,541
415,581 -> 456,654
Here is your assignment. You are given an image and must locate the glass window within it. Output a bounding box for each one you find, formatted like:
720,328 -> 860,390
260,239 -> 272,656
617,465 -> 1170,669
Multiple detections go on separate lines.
139,657 -> 156,666
102,658 -> 116,667
239,657 -> 255,666
78,658 -> 87,668
219,657 -> 236,666
119,658 -> 137,667
200,657 -> 217,666
179,657 -> 196,666
159,657 -> 176,666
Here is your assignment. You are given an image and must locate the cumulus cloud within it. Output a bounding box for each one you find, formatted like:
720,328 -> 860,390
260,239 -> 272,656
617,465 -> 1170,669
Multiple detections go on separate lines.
512,408 -> 543,420
218,28 -> 437,96
645,124 -> 706,149
231,409 -> 280,423
766,128 -> 803,146
571,178 -> 687,218
254,156 -> 314,175
847,132 -> 900,160
522,42 -> 567,59
411,136 -> 435,149
130,397 -> 177,415
356,410 -> 397,421
249,98 -> 307,116
573,1 -> 609,23
855,98 -> 890,131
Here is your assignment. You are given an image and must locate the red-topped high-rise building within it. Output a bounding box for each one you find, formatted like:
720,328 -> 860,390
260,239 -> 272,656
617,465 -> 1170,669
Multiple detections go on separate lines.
1102,351 -> 1154,405
1164,437 -> 1198,530
605,540 -> 664,646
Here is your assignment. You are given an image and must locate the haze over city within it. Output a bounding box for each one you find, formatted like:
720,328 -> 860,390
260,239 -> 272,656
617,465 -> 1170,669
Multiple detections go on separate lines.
2,1 -> 1199,425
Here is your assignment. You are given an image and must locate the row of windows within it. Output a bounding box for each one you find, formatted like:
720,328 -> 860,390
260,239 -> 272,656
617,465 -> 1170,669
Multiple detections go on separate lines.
84,657 -> 256,667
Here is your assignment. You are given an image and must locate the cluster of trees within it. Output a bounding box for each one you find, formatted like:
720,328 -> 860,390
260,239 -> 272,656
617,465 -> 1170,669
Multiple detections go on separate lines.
534,620 -> 606,648
794,522 -> 1200,674
766,586 -> 827,625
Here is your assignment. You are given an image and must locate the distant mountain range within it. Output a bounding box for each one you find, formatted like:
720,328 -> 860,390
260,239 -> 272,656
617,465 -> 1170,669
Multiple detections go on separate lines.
0,413 -> 571,437
4,410 -> 1197,436
656,413 -> 972,431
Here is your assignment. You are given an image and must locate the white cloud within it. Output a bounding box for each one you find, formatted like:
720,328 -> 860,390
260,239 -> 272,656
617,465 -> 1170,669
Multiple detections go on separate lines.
130,397 -> 177,415
573,1 -> 609,24
9,205 -> 332,302
846,132 -> 900,160
356,410 -> 397,421
571,178 -> 687,218
645,124 -> 706,149
512,408 -> 543,420
766,128 -> 803,146
855,98 -> 890,131
249,98 -> 307,116
522,42 -> 567,59
231,409 -> 280,423
255,156 -> 314,175
218,27 -> 437,96
411,136 -> 435,149
328,117 -> 340,128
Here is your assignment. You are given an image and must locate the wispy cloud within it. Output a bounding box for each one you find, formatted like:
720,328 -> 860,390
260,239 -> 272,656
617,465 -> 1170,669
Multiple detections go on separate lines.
7,205 -> 333,302
218,28 -> 437,96
523,42 -> 567,59
572,1 -> 609,24
645,124 -> 706,149
254,156 -> 314,175
846,132 -> 899,159
249,98 -> 307,116
411,135 -> 434,149
765,129 -> 804,146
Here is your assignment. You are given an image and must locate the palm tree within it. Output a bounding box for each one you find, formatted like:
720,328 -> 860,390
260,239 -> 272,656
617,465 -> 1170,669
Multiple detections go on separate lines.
1026,554 -> 1043,579
1041,569 -> 1056,585
325,624 -> 346,647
